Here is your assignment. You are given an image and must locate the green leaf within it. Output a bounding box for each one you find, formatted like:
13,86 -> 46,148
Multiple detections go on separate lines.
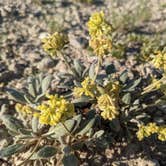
122,93 -> 131,104
72,114 -> 82,132
62,148 -> 79,166
76,118 -> 96,136
89,63 -> 96,80
42,75 -> 52,93
0,144 -> 24,157
93,130 -> 104,138
1,115 -> 24,133
32,116 -> 39,133
48,119 -> 76,138
7,88 -> 26,103
119,70 -> 128,83
62,154 -> 79,166
28,77 -> 36,97
24,94 -> 34,104
18,128 -> 32,136
74,59 -> 85,77
124,78 -> 142,92
32,146 -> 56,159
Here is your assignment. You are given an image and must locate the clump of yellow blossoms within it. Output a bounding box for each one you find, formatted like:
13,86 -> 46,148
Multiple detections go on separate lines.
137,123 -> 166,141
73,77 -> 99,98
42,32 -> 68,57
87,11 -> 112,57
152,51 -> 166,72
37,94 -> 74,126
89,36 -> 112,57
97,81 -> 120,121
97,94 -> 119,121
158,126 -> 166,141
87,11 -> 112,37
15,103 -> 33,115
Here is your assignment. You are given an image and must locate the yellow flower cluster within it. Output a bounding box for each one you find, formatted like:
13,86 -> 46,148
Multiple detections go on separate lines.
97,94 -> 119,120
87,11 -> 112,57
42,32 -> 68,57
87,11 -> 111,37
89,36 -> 112,57
73,77 -> 98,98
37,94 -> 74,126
152,51 -> 166,72
15,103 -> 33,115
137,123 -> 166,141
158,126 -> 166,141
97,81 -> 120,121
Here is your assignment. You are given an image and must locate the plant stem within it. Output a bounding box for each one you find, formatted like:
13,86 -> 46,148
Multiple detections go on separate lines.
17,138 -> 42,166
93,57 -> 102,81
58,52 -> 79,78
61,122 -> 78,141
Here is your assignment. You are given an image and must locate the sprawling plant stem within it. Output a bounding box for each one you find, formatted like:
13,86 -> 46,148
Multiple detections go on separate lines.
61,122 -> 78,141
58,52 -> 79,78
17,138 -> 42,166
93,57 -> 102,81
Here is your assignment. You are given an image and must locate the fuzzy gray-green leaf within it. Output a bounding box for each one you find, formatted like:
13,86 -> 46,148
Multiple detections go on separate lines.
48,119 -> 76,138
122,93 -> 131,104
76,118 -> 95,136
93,130 -> 104,138
28,77 -> 36,97
62,153 -> 79,166
72,114 -> 82,132
74,59 -> 85,77
31,146 -> 56,159
89,63 -> 96,80
0,144 -> 24,157
1,115 -> 24,133
32,116 -> 39,133
119,70 -> 128,83
7,88 -> 26,103
42,75 -> 52,93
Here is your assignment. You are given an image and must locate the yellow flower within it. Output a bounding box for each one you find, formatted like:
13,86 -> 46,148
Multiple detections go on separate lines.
136,123 -> 159,141
151,77 -> 162,90
158,126 -> 166,141
15,103 -> 33,115
87,11 -> 112,37
146,123 -> 159,134
73,77 -> 99,98
152,51 -> 166,72
89,36 -> 112,57
37,94 -> 74,126
136,125 -> 146,141
42,32 -> 68,57
97,94 -> 119,121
